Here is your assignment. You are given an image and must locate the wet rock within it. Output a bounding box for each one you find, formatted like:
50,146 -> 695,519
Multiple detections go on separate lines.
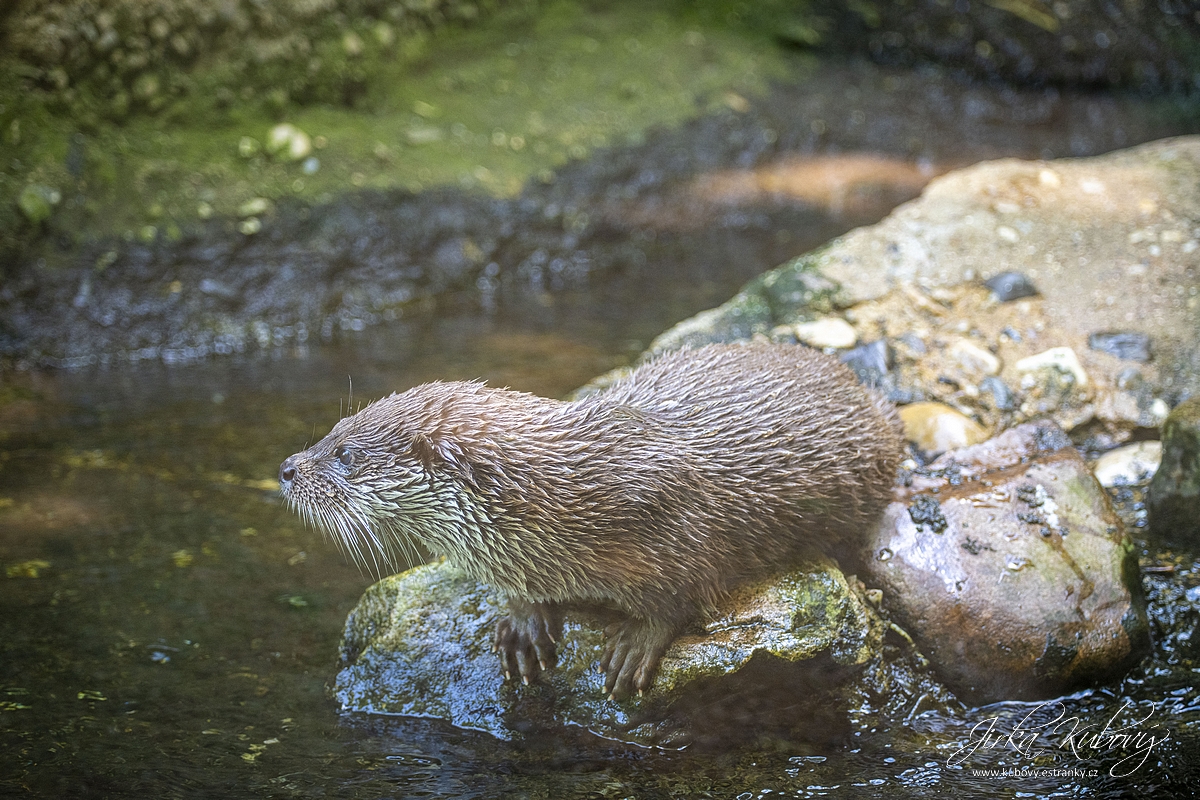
839,339 -> 892,388
1149,397 -> 1200,542
1092,441 -> 1162,488
862,421 -> 1149,703
793,317 -> 857,349
335,557 -> 882,745
983,271 -> 1038,302
898,401 -> 988,455
1088,331 -> 1152,363
646,291 -> 772,356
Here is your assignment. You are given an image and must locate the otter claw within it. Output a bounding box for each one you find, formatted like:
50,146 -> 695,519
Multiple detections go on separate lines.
495,599 -> 561,686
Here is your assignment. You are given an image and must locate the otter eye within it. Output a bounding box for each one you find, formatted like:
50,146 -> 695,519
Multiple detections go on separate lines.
334,446 -> 354,468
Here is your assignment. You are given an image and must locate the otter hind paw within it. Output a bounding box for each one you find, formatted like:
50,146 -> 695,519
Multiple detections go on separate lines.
599,618 -> 675,699
494,600 -> 560,685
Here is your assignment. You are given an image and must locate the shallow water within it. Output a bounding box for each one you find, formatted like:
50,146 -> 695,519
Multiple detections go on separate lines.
4,57 -> 1200,797
6,303 -> 1200,799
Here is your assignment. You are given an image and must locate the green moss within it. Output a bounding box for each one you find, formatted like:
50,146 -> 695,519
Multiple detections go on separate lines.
0,0 -> 796,265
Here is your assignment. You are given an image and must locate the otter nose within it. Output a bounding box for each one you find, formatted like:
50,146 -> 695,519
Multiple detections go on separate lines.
279,456 -> 298,487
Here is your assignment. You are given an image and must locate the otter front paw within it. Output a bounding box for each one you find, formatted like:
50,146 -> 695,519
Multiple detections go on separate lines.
493,599 -> 560,685
599,618 -> 676,699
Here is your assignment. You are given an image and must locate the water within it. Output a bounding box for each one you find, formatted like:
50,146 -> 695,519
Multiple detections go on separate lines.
4,57 -> 1200,796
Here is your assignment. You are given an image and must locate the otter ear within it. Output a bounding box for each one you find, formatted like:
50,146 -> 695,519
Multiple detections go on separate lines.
409,433 -> 480,490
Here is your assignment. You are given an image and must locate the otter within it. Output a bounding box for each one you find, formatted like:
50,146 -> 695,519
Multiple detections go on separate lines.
279,342 -> 903,698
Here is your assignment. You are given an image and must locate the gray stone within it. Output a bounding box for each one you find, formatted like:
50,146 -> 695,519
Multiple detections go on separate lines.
984,271 -> 1039,302
1149,396 -> 1200,542
980,376 -> 1015,411
335,557 -> 882,745
862,421 -> 1148,703
1088,331 -> 1153,363
839,339 -> 892,389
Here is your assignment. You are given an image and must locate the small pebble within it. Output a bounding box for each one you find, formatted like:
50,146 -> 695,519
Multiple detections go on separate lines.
793,317 -> 858,349
949,339 -> 1001,376
1015,347 -> 1088,388
980,376 -> 1016,411
898,402 -> 989,454
267,123 -> 312,161
237,197 -> 270,218
1087,331 -> 1152,362
1093,442 -> 1162,487
984,271 -> 1039,302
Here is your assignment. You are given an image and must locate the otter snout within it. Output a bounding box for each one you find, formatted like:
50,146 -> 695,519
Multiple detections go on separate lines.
279,455 -> 298,490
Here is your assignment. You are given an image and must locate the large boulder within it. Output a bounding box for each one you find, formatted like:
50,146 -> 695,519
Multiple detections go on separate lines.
862,421 -> 1149,703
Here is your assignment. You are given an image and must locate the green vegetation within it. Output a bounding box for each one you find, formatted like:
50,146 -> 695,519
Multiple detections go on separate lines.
0,0 -> 799,265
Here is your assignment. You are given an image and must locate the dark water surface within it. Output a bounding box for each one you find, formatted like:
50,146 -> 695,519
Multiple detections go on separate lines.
4,59 -> 1200,797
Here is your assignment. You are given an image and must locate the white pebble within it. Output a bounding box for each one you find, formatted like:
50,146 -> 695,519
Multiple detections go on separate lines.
793,317 -> 858,349
1093,441 -> 1162,487
1015,347 -> 1089,388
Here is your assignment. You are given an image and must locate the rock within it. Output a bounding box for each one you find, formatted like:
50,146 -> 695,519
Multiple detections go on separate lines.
862,421 -> 1149,703
949,339 -> 1000,377
237,197 -> 270,218
898,401 -> 988,454
1093,441 -> 1162,487
342,31 -> 363,57
839,339 -> 892,388
17,184 -> 61,225
984,271 -> 1038,302
335,557 -> 882,745
793,317 -> 858,349
1088,331 -> 1153,363
1015,347 -> 1089,389
980,376 -> 1015,411
645,291 -> 772,356
795,139 -> 1200,404
266,123 -> 312,161
1149,397 -> 1200,541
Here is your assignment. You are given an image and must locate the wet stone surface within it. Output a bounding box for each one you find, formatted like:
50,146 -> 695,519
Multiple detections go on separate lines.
862,421 -> 1148,703
1149,396 -> 1200,544
336,556 -> 883,747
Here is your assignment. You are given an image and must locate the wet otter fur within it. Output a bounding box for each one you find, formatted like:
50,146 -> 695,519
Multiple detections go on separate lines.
279,342 -> 903,697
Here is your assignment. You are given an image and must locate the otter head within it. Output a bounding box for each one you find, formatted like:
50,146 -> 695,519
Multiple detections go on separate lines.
278,387 -> 495,575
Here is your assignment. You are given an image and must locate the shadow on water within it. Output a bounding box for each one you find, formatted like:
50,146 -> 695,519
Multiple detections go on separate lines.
3,57 -> 1200,797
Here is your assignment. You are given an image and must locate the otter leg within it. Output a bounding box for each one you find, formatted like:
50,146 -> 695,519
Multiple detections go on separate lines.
493,599 -> 561,685
599,615 -> 683,699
